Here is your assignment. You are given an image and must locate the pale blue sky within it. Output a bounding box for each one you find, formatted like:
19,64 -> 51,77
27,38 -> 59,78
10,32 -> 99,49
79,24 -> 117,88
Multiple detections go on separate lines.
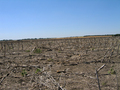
0,0 -> 120,40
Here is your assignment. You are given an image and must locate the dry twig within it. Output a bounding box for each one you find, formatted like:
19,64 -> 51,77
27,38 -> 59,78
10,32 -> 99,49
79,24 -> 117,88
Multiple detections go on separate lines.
0,73 -> 9,85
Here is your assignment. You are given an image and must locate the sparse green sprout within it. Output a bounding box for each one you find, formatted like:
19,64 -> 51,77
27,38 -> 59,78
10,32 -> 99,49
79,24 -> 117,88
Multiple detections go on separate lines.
21,69 -> 27,77
34,48 -> 42,53
90,48 -> 94,51
35,68 -> 41,74
26,50 -> 30,52
47,58 -> 53,62
110,69 -> 116,74
9,47 -> 13,49
111,65 -> 114,68
108,68 -> 116,74
102,81 -> 107,86
58,51 -> 61,53
108,71 -> 110,74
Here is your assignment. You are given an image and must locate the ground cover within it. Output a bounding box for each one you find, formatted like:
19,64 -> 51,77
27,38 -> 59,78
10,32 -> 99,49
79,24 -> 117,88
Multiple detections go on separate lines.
0,36 -> 120,90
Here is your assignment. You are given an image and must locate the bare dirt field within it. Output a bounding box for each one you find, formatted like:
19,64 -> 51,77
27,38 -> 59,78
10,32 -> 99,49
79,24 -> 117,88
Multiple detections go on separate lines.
0,36 -> 120,90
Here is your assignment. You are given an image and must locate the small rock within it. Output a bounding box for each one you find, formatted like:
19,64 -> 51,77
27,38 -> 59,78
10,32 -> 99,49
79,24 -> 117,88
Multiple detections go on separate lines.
22,82 -> 26,85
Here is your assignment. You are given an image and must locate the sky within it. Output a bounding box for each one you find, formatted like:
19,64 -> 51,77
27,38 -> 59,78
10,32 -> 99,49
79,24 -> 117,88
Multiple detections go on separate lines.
0,0 -> 120,40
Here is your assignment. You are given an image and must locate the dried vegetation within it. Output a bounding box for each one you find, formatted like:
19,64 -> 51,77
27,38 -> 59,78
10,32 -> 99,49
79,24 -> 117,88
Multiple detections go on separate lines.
0,36 -> 120,90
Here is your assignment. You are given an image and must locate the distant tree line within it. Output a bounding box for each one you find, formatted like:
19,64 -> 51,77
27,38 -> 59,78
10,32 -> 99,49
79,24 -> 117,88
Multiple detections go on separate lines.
113,34 -> 120,36
0,38 -> 53,41
84,34 -> 120,37
0,34 -> 120,41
